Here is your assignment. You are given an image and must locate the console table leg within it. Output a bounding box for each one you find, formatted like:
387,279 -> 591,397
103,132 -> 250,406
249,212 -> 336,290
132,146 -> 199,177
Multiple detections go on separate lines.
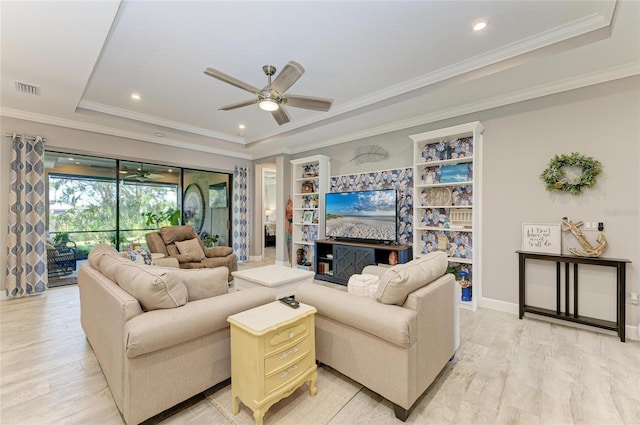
519,254 -> 525,319
573,263 -> 579,318
618,264 -> 626,342
556,262 -> 561,315
564,262 -> 569,314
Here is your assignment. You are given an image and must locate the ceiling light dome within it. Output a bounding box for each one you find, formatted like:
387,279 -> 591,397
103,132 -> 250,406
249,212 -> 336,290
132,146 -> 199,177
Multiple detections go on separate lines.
259,98 -> 279,112
473,20 -> 488,31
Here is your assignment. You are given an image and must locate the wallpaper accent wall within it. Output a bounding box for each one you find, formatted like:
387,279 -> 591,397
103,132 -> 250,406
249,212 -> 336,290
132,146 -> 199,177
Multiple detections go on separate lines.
330,168 -> 414,245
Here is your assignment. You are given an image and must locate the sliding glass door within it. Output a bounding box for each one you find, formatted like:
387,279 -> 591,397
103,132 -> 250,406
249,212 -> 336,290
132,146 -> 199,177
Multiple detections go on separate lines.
45,151 -> 233,255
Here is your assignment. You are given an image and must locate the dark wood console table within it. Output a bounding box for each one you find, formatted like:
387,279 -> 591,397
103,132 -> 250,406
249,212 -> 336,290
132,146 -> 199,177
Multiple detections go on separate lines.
517,251 -> 630,342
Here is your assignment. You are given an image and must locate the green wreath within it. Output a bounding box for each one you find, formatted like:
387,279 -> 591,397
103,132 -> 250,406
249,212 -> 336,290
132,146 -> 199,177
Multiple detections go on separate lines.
539,152 -> 602,196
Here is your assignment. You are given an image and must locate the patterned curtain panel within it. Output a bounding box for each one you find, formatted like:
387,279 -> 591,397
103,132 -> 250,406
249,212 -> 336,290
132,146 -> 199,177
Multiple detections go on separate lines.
6,134 -> 48,298
232,166 -> 249,262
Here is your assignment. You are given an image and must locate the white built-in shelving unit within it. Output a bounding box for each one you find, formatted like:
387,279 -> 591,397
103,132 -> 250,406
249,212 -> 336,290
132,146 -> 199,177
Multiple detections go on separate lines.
290,155 -> 330,271
410,122 -> 483,311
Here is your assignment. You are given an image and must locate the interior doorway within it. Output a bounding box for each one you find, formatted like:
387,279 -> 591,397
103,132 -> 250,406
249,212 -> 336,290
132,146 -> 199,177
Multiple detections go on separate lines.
262,168 -> 277,264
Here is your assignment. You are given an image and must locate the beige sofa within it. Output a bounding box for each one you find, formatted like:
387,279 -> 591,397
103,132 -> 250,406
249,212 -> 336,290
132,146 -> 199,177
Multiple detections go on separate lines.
78,244 -> 273,425
296,251 -> 459,421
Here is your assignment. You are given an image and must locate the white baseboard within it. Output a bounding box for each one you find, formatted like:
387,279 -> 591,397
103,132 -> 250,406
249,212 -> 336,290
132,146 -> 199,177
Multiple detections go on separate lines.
627,324 -> 640,341
478,296 -> 519,315
248,255 -> 262,262
274,260 -> 290,267
478,297 -> 640,342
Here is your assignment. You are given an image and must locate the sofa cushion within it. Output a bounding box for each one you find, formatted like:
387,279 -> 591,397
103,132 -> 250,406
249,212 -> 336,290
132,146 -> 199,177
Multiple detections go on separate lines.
375,251 -> 448,305
98,251 -> 129,282
169,267 -> 229,301
159,225 -> 198,245
124,287 -> 275,358
114,263 -> 188,311
296,283 -> 417,347
204,246 -> 233,257
88,243 -> 120,269
175,238 -> 206,261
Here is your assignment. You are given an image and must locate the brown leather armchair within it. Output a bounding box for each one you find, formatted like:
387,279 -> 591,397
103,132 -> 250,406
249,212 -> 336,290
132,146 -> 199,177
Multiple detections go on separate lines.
145,225 -> 237,281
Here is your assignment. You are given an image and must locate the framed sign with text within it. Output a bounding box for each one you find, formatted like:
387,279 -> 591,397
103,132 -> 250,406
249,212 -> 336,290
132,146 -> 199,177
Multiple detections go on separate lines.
521,223 -> 561,254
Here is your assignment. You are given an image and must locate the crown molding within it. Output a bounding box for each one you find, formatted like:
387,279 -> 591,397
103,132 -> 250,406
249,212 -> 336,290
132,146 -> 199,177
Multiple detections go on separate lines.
2,62 -> 635,163
0,108 -> 253,160
288,61 -> 639,155
77,100 -> 246,144
246,1 -> 617,145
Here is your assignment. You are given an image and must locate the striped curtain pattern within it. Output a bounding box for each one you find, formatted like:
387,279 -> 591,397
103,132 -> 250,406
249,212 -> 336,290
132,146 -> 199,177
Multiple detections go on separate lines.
232,166 -> 249,262
6,134 -> 48,298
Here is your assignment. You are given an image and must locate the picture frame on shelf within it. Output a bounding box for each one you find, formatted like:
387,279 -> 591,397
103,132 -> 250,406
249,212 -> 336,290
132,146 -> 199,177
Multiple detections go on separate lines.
521,223 -> 561,254
302,211 -> 313,224
440,163 -> 472,184
301,181 -> 314,193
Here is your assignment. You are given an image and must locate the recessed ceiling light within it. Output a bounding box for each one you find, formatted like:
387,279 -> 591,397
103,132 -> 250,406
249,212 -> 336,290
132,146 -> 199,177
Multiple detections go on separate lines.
75,162 -> 80,165
67,157 -> 74,161
130,93 -> 142,100
473,20 -> 488,31
168,169 -> 173,173
154,132 -> 165,137
238,124 -> 246,130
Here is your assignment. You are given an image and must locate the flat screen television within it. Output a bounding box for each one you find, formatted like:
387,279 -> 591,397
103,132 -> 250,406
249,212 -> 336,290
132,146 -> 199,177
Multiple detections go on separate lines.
325,189 -> 397,243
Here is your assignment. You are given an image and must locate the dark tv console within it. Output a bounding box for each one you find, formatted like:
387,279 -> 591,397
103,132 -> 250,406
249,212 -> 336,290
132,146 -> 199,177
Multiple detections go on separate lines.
315,239 -> 413,285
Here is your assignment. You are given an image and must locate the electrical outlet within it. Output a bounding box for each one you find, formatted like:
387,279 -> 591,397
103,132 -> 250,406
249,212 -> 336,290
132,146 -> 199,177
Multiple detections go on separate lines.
598,222 -> 604,231
630,292 -> 639,305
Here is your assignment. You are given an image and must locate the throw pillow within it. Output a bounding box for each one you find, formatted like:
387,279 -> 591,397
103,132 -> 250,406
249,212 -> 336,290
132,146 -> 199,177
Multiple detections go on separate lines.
175,238 -> 206,261
114,263 -> 188,311
347,274 -> 380,298
375,251 -> 448,305
125,247 -> 153,265
168,267 -> 229,301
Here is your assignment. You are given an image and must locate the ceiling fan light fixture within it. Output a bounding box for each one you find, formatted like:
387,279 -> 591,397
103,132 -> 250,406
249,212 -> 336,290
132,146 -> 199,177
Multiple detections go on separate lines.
259,98 -> 279,112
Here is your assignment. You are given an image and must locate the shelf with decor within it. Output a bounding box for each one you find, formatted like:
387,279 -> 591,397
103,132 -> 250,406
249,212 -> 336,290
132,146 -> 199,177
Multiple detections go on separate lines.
410,122 -> 483,311
290,155 -> 330,271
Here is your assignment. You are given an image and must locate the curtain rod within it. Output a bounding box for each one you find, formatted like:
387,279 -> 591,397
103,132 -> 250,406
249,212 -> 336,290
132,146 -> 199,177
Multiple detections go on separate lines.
4,133 -> 46,142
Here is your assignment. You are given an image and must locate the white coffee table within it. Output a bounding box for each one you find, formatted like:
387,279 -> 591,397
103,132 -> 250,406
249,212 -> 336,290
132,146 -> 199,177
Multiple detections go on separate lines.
232,265 -> 314,298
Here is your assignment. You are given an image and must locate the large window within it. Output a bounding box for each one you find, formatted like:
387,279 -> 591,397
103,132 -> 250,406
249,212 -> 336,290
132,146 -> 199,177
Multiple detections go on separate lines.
46,151 -> 232,256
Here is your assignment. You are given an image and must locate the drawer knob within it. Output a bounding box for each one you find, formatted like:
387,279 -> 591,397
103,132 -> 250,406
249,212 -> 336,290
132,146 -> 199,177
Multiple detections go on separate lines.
280,364 -> 298,378
280,346 -> 299,360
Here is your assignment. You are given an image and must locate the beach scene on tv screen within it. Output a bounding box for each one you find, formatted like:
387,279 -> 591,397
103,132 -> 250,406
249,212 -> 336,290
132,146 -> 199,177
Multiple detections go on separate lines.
326,190 -> 396,241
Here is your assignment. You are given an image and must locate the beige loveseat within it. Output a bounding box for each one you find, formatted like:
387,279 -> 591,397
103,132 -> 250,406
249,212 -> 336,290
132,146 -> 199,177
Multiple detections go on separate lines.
78,244 -> 273,425
296,251 -> 459,421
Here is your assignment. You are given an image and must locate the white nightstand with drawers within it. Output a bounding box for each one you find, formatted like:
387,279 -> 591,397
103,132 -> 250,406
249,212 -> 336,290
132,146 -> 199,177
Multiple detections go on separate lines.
227,301 -> 317,425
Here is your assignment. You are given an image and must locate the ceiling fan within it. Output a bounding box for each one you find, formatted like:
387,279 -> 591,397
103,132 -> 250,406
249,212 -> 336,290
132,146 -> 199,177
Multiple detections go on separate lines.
120,164 -> 162,182
204,61 -> 332,125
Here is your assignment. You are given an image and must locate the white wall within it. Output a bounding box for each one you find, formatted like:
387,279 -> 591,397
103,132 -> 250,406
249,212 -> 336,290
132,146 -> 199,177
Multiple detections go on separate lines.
2,77 -> 638,333
0,117 -> 251,292
294,76 -> 640,329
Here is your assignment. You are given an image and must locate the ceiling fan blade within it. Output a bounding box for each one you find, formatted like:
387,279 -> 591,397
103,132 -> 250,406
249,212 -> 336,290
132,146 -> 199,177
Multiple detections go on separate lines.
284,95 -> 333,112
271,105 -> 291,126
218,99 -> 257,111
204,67 -> 260,94
270,61 -> 304,95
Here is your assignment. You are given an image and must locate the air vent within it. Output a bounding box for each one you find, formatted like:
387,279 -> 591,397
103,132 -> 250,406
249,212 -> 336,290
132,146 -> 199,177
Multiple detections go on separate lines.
15,81 -> 39,95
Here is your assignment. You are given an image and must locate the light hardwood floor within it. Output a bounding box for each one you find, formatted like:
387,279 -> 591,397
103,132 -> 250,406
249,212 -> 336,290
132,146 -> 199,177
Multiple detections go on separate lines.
1,264 -> 638,424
